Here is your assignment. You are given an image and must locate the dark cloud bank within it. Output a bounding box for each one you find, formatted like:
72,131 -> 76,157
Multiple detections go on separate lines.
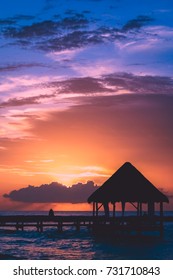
4,181 -> 172,204
0,73 -> 173,109
1,13 -> 153,52
48,73 -> 173,95
4,181 -> 98,203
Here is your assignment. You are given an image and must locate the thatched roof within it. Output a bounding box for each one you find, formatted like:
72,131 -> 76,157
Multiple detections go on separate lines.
88,162 -> 169,203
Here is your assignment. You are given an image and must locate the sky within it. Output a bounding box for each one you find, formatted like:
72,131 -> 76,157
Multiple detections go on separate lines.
0,0 -> 173,211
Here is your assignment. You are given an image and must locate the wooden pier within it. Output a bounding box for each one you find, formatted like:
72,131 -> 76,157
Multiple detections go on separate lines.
0,215 -> 172,236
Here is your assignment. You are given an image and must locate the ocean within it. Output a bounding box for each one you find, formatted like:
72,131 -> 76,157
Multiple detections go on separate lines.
0,211 -> 173,260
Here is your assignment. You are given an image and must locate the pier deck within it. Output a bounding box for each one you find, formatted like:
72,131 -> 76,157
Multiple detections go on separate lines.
0,215 -> 172,235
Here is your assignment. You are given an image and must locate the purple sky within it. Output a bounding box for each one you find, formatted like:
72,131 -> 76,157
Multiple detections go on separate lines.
0,0 -> 173,210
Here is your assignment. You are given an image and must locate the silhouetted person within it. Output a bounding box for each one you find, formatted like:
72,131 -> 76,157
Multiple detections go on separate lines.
49,209 -> 54,217
122,201 -> 125,217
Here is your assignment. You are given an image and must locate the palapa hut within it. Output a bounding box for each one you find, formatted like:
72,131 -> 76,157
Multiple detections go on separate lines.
88,162 -> 169,217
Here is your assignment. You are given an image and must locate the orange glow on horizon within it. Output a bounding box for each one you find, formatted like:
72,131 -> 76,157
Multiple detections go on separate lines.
0,95 -> 173,211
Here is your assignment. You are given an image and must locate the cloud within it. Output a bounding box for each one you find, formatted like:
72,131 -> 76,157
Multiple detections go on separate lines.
46,73 -> 173,96
0,32 -> 172,137
60,15 -> 89,29
40,159 -> 54,163
39,27 -> 126,52
1,72 -> 170,111
0,11 -> 158,59
122,15 -> 154,32
12,15 -> 35,21
0,15 -> 35,26
4,181 -> 98,203
2,14 -> 125,52
4,20 -> 59,38
0,94 -> 56,108
58,77 -> 115,94
0,75 -> 56,95
0,146 -> 7,150
0,19 -> 16,25
3,15 -> 89,39
0,63 -> 44,72
40,30 -> 102,52
144,25 -> 173,39
103,73 -> 173,94
1,72 -> 173,113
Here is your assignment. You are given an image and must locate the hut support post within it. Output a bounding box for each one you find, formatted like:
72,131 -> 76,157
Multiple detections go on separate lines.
137,202 -> 139,216
160,201 -> 163,227
160,202 -> 163,218
103,202 -> 109,217
160,202 -> 164,237
122,202 -> 125,217
96,202 -> 98,216
93,202 -> 95,216
113,203 -> 116,218
139,203 -> 142,216
148,202 -> 155,216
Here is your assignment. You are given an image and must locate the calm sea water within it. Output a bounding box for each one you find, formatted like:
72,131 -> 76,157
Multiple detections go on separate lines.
0,211 -> 173,260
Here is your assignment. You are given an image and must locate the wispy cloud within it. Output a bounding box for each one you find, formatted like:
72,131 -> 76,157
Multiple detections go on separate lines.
0,146 -> 7,150
0,63 -> 45,72
0,94 -> 56,108
40,159 -> 54,163
0,69 -> 173,139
